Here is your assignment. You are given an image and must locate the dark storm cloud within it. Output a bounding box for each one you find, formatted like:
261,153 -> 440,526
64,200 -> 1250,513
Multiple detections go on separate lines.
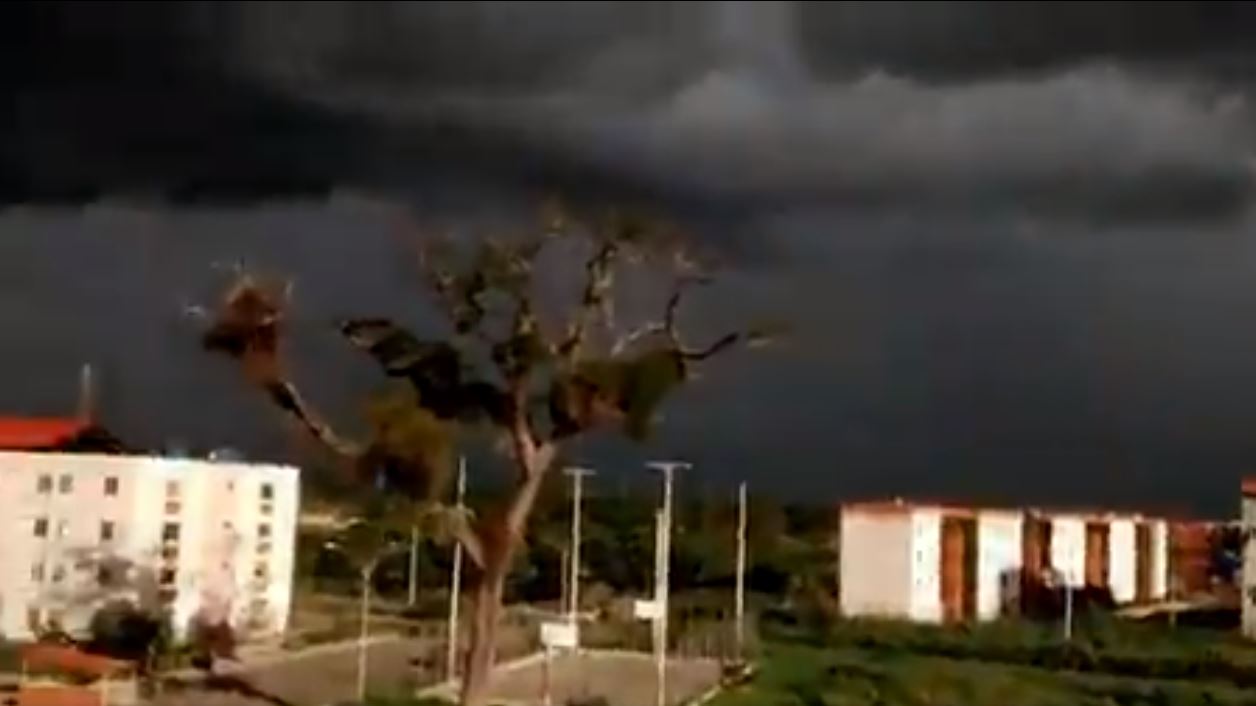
795,1 -> 1256,82
2,2 -> 1254,225
9,2 -> 1256,516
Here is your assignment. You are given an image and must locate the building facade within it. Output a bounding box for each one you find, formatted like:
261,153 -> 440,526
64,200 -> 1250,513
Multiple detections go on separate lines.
0,451 -> 299,641
840,499 -> 1173,623
1242,480 -> 1256,638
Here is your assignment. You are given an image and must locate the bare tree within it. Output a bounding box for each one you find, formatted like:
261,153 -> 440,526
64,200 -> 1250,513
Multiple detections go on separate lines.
196,207 -> 771,705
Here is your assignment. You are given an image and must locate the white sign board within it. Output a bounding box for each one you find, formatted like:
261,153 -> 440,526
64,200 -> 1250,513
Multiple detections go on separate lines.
633,599 -> 663,621
540,621 -> 578,649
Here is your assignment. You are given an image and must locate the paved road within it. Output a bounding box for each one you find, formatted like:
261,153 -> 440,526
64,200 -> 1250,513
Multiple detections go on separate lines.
423,651 -> 721,706
155,635 -> 443,706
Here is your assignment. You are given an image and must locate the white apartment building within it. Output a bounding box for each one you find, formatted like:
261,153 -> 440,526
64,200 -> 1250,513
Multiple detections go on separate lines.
0,451 -> 300,642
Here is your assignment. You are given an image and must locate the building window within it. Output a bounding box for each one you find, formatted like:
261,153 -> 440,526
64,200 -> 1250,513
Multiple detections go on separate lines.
36,475 -> 52,494
159,568 -> 176,586
260,483 -> 274,501
97,566 -> 113,586
253,563 -> 269,581
164,500 -> 181,514
258,523 -> 271,540
26,608 -> 41,630
33,517 -> 48,537
257,541 -> 272,555
51,565 -> 65,583
100,521 -> 115,542
166,481 -> 180,498
58,475 -> 73,494
56,520 -> 69,539
158,587 -> 176,604
161,546 -> 178,561
31,563 -> 44,581
162,522 -> 180,542
104,477 -> 119,496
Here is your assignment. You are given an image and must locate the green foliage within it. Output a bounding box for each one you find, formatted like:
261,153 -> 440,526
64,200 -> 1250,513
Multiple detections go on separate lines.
713,636 -> 1256,706
87,600 -> 171,669
764,616 -> 1256,691
363,384 -> 454,501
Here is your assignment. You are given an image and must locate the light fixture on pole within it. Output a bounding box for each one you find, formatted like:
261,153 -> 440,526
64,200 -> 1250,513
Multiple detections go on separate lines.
646,460 -> 690,706
564,467 -> 595,629
322,537 -> 407,704
447,456 -> 468,683
734,481 -> 748,662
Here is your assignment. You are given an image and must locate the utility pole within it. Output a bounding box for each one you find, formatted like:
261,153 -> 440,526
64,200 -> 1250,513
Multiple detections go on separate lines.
565,467 -> 595,627
446,457 -> 467,682
647,461 -> 689,706
734,482 -> 748,661
408,524 -> 419,607
77,363 -> 95,424
358,561 -> 374,703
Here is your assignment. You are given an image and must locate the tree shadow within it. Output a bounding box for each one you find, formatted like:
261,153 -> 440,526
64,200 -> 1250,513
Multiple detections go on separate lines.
202,673 -> 296,706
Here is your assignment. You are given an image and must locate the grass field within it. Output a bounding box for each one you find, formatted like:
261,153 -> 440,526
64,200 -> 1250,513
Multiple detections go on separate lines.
710,615 -> 1256,706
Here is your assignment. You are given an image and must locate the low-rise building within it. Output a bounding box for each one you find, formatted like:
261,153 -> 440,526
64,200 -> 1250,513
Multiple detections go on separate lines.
840,499 -> 1174,623
0,446 -> 300,642
1241,479 -> 1256,638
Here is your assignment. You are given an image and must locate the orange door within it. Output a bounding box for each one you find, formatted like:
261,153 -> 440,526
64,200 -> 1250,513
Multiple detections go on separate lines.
941,517 -> 966,623
1085,522 -> 1110,589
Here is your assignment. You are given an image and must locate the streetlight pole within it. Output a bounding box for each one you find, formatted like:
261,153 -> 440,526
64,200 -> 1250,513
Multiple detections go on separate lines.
446,456 -> 467,683
358,560 -> 375,703
408,524 -> 419,607
734,481 -> 748,661
647,460 -> 689,706
565,467 -> 595,628
322,536 -> 407,704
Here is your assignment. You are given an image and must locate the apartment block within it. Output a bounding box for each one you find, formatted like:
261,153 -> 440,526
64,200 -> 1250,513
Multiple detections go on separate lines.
0,450 -> 300,641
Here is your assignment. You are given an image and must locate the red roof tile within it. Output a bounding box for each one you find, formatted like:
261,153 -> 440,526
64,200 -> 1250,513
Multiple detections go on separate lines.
0,418 -> 87,450
20,644 -> 131,679
17,685 -> 104,706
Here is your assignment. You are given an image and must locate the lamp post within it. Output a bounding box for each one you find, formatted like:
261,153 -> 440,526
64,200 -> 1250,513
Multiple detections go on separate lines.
564,467 -> 595,628
446,457 -> 467,683
734,482 -> 748,661
323,538 -> 409,703
647,461 -> 690,706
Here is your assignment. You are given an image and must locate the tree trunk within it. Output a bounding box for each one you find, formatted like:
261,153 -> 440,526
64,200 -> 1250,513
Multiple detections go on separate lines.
459,552 -> 509,706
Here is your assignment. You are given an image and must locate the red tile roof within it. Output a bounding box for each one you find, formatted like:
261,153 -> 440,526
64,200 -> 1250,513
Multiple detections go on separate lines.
20,644 -> 132,680
17,685 -> 104,706
0,418 -> 88,450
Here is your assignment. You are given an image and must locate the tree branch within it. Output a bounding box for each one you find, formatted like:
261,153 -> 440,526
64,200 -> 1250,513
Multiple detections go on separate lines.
449,510 -> 486,569
264,380 -> 361,459
201,273 -> 362,461
611,274 -> 710,356
559,240 -> 619,362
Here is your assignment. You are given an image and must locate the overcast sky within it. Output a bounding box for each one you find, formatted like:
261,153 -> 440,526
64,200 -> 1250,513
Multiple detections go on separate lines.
4,1 -> 1256,515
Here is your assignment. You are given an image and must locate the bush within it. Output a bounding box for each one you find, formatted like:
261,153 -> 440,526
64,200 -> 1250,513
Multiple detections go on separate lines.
87,600 -> 171,671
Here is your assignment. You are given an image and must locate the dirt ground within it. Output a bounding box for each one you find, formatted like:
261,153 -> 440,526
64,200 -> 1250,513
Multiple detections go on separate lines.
424,650 -> 722,706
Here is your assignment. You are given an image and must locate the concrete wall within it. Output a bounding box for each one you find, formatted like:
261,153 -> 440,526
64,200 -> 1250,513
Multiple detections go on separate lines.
0,452 -> 299,641
976,512 -> 1022,620
839,509 -> 915,619
1108,518 -> 1137,604
909,509 -> 943,623
1149,519 -> 1170,600
1049,515 -> 1087,587
1243,496 -> 1256,638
